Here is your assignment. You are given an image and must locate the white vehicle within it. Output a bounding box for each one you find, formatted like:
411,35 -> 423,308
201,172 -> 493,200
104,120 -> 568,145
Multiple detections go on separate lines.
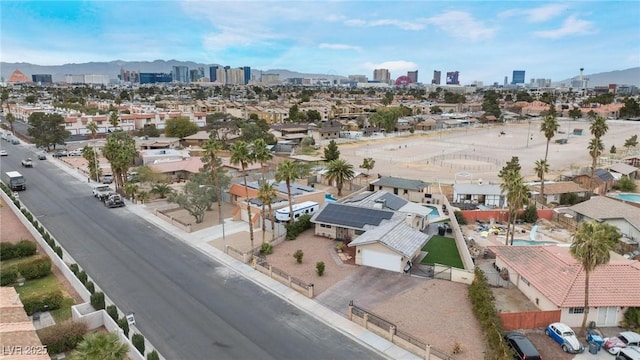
68,149 -> 83,156
274,201 -> 319,223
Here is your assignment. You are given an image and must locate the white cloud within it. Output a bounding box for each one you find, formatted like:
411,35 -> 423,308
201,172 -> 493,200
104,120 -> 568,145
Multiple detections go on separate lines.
426,11 -> 496,40
498,4 -> 568,22
344,18 -> 424,31
319,43 -> 361,51
362,60 -> 419,76
534,16 -> 595,39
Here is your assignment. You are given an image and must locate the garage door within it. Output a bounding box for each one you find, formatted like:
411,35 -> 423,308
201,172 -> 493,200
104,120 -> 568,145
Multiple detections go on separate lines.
361,249 -> 400,272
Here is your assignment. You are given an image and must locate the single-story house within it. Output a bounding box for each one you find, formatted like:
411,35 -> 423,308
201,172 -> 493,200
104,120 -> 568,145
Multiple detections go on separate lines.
528,181 -> 589,205
348,217 -> 428,273
452,183 -> 505,208
571,168 -> 615,195
342,190 -> 432,230
147,157 -> 203,181
311,202 -> 395,241
141,148 -> 190,165
492,245 -> 640,327
569,196 -> 640,244
608,162 -> 639,179
369,176 -> 431,203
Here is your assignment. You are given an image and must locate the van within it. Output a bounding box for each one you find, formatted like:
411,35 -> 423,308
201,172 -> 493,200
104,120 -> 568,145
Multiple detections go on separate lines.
617,346 -> 640,360
504,332 -> 542,360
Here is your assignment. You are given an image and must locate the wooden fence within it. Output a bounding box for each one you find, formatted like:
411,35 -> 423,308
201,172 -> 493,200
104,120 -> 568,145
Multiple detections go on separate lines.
499,310 -> 561,331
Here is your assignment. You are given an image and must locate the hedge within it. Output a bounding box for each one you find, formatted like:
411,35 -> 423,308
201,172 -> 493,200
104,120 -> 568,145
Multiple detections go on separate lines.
77,270 -> 88,285
17,257 -> 52,280
118,317 -> 130,338
90,291 -> 105,310
107,305 -> 119,322
54,245 -> 63,259
285,214 -> 312,240
69,263 -> 79,275
0,266 -> 18,286
85,280 -> 95,294
147,350 -> 160,360
22,291 -> 64,315
37,320 -> 88,355
132,333 -> 145,354
0,240 -> 37,260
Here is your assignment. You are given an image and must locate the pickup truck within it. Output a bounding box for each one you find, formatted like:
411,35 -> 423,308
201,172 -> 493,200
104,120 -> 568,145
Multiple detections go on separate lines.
21,158 -> 33,167
92,185 -> 114,201
104,194 -> 125,208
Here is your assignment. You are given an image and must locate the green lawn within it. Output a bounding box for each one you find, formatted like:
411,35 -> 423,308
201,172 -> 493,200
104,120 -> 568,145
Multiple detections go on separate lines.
13,273 -> 75,322
420,235 -> 464,269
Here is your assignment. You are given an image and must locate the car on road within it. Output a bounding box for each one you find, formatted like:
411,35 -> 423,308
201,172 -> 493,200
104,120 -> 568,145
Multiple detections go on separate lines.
546,322 -> 584,353
21,158 -> 34,167
0,149 -> 7,156
92,184 -> 114,201
605,332 -> 640,355
104,194 -> 125,208
10,137 -> 20,145
102,174 -> 113,184
504,331 -> 542,360
37,152 -> 47,160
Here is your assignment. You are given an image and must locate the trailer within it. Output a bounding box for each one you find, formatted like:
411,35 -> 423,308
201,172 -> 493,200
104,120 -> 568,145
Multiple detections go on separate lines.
3,171 -> 26,191
274,201 -> 320,223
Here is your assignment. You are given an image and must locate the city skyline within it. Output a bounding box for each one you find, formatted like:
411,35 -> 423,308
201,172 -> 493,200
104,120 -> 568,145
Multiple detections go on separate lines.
1,1 -> 639,85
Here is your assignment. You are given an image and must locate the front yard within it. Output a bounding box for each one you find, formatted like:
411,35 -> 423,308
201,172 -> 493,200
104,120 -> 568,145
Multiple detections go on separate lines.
421,235 -> 464,268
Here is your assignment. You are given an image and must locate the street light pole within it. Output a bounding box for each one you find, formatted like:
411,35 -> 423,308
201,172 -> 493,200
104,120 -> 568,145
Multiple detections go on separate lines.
526,120 -> 532,148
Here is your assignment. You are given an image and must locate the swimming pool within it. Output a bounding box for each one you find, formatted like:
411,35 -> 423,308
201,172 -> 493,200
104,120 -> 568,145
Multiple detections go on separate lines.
613,193 -> 640,204
325,193 -> 337,202
511,239 -> 557,246
423,205 -> 443,220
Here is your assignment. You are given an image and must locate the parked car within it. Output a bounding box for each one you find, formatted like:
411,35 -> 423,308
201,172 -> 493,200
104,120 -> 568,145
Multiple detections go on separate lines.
10,137 -> 20,145
617,346 -> 640,360
606,332 -> 640,355
102,174 -> 113,184
52,150 -> 68,158
504,331 -> 542,360
546,322 -> 584,353
68,149 -> 83,156
104,194 -> 125,208
0,149 -> 7,156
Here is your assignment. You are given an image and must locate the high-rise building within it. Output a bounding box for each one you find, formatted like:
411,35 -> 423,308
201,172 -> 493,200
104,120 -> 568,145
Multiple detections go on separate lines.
373,69 -> 391,84
31,74 -> 52,84
261,73 -> 280,84
348,75 -> 368,83
216,67 -> 227,84
226,68 -> 244,85
140,73 -> 172,84
446,71 -> 460,85
172,66 -> 189,83
407,70 -> 418,84
243,66 -> 251,85
512,70 -> 525,85
432,71 -> 441,85
209,66 -> 219,82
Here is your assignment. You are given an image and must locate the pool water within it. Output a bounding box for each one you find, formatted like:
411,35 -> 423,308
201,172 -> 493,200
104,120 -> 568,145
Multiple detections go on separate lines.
614,193 -> 640,204
325,193 -> 337,202
423,205 -> 442,220
511,239 -> 557,246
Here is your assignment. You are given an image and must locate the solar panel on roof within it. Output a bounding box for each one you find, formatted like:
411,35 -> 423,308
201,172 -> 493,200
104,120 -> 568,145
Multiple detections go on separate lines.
314,203 -> 393,229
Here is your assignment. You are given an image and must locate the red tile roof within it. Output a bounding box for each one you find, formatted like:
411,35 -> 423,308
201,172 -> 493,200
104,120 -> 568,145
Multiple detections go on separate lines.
492,245 -> 640,307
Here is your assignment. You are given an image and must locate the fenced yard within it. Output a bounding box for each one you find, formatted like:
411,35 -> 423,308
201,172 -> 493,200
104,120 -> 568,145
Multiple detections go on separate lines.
421,235 -> 464,269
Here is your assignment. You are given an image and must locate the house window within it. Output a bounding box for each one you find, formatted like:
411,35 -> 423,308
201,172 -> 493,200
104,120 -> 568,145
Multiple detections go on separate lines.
403,189 -> 408,195
520,276 -> 529,286
569,307 -> 585,314
355,230 -> 364,235
394,188 -> 398,195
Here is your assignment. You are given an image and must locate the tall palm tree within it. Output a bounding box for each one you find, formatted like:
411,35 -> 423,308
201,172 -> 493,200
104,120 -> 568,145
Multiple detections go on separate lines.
257,181 -> 278,244
533,159 -> 549,204
499,159 -> 529,245
325,159 -> 355,197
86,121 -> 99,140
70,332 -> 129,360
252,138 -> 273,183
230,141 -> 256,251
570,221 -> 620,336
539,114 -> 559,201
203,139 -> 224,234
275,160 -> 308,224
588,116 -> 609,191
5,112 -> 16,135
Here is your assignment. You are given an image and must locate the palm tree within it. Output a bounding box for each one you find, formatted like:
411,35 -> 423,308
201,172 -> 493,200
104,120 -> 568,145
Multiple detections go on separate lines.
588,116 -> 609,191
151,183 -> 173,199
203,139 -> 224,235
86,122 -> 99,140
230,141 -> 256,251
325,159 -> 355,197
499,160 -> 529,245
5,112 -> 16,135
137,191 -> 150,204
257,181 -> 278,244
539,114 -> 559,201
251,138 -> 273,182
533,159 -> 549,204
123,182 -> 139,202
570,221 -> 620,336
275,160 -> 308,224
70,332 -> 129,360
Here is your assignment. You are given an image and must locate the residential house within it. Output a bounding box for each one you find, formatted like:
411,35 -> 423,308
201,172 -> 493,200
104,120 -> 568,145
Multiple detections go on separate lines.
368,176 -> 431,203
342,190 -> 432,230
141,148 -> 190,165
311,202 -> 395,241
528,181 -> 589,205
569,196 -> 640,245
608,162 -> 639,180
309,125 -> 342,142
571,168 -> 615,195
147,157 -> 203,182
492,245 -> 640,327
452,183 -> 505,208
624,156 -> 640,168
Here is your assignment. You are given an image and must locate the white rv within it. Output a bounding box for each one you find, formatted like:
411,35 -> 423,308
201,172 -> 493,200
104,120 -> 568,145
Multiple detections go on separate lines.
274,201 -> 319,223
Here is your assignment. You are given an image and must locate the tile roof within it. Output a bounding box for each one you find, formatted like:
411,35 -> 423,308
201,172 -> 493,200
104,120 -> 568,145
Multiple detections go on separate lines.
348,218 -> 428,257
570,196 -> 640,231
370,176 -> 429,191
492,245 -> 640,307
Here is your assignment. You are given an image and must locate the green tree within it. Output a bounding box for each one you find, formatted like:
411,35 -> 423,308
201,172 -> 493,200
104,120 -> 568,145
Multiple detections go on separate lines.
539,114 -> 559,201
27,112 -> 71,150
137,191 -> 150,204
568,108 -> 582,120
533,159 -> 549,204
275,161 -> 309,224
202,139 -> 226,240
164,116 -> 199,138
324,140 -> 340,161
306,109 -> 322,122
138,124 -> 160,138
499,157 -> 529,245
252,138 -> 273,182
82,145 -> 102,182
382,92 -> 394,106
103,131 -> 138,191
5,112 -> 15,135
231,141 -> 256,251
123,182 -> 139,202
359,157 -> 375,176
288,104 -> 300,122
619,97 -> 640,119
325,159 -> 355,197
570,221 -> 620,336
109,111 -> 120,128
257,181 -> 278,244
167,181 -> 212,223
481,90 -> 501,118
69,332 -> 129,360
624,134 -> 638,153
86,121 -> 99,140
588,116 -> 608,190
0,88 -> 8,105
430,106 -> 443,114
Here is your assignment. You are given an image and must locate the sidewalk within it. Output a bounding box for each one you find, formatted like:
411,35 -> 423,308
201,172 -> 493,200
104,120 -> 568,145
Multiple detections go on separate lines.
49,154 -> 422,360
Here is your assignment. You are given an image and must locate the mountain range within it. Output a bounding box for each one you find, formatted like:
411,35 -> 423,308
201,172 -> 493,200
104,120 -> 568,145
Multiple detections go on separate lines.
1,60 -> 638,87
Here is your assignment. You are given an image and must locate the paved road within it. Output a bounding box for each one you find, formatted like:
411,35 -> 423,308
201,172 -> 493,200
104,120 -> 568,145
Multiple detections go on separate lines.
0,144 -> 385,360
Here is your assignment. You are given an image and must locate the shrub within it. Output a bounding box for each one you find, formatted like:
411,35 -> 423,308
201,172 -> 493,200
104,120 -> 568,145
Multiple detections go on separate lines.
618,177 -> 638,192
285,214 -> 312,240
293,249 -> 304,264
335,243 -> 346,252
24,211 -> 33,222
22,291 -> 64,315
118,317 -> 130,338
520,206 -> 538,224
0,266 -> 18,285
77,270 -> 88,285
106,305 -> 119,322
0,240 -> 37,260
259,243 -> 273,255
0,242 -> 15,260
43,232 -> 51,242
454,210 -> 468,225
90,291 -> 105,310
37,320 -> 88,355
316,261 -> 325,276
85,280 -> 95,294
622,307 -> 640,332
147,350 -> 160,360
69,263 -> 79,275
17,257 -> 51,280
132,333 -> 145,354
54,245 -> 63,259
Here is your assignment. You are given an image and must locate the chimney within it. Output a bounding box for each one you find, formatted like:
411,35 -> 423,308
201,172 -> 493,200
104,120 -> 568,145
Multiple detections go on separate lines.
405,213 -> 414,226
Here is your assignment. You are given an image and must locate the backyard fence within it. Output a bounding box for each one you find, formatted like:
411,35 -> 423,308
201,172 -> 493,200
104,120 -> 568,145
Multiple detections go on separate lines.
253,256 -> 314,298
428,153 -> 504,171
348,301 -> 454,360
499,310 -> 561,331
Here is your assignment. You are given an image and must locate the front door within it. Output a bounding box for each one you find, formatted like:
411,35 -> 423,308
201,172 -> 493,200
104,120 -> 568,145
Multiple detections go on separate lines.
336,227 -> 349,240
597,307 -> 618,326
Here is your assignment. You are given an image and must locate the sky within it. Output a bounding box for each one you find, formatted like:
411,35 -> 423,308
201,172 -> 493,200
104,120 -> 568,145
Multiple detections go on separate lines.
1,1 -> 639,84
